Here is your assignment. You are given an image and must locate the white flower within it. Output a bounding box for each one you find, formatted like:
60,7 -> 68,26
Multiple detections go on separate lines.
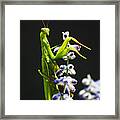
60,65 -> 67,70
63,76 -> 77,92
67,64 -> 76,75
79,74 -> 100,100
52,93 -> 61,100
62,31 -> 69,40
82,92 -> 94,100
52,92 -> 73,100
82,74 -> 92,86
82,74 -> 100,94
56,64 -> 76,77
63,52 -> 76,60
63,94 -> 73,100
54,76 -> 77,93
79,89 -> 86,96
71,44 -> 81,51
53,46 -> 60,53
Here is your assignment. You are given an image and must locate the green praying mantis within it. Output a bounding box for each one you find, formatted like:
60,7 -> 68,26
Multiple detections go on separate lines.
38,21 -> 91,100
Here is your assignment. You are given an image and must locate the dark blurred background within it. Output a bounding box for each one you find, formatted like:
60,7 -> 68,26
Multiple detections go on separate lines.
20,20 -> 100,100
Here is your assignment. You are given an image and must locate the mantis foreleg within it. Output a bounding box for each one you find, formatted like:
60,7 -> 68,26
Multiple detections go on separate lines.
46,37 -> 91,60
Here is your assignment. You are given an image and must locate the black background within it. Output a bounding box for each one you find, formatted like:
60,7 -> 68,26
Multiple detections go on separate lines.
20,20 -> 100,100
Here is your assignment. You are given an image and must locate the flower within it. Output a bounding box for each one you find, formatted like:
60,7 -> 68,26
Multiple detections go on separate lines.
67,64 -> 76,75
52,93 -> 61,100
53,46 -> 60,53
52,76 -> 77,100
62,31 -> 69,40
56,64 -> 76,77
54,76 -> 77,93
79,74 -> 100,100
71,44 -> 81,51
82,74 -> 92,86
52,92 -> 73,100
63,94 -> 73,100
63,52 -> 76,60
82,74 -> 100,94
79,91 -> 95,100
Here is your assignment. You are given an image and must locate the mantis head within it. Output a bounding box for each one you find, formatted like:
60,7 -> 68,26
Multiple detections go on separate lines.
41,28 -> 50,36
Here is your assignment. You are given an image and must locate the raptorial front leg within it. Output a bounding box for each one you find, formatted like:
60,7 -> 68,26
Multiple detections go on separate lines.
54,37 -> 91,60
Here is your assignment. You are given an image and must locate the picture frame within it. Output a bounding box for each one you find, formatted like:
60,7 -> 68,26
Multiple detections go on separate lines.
0,0 -> 119,119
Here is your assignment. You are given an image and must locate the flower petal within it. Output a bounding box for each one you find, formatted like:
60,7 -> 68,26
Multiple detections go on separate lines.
52,93 -> 61,100
63,76 -> 77,85
71,44 -> 81,51
67,64 -> 74,69
68,84 -> 76,92
54,77 -> 64,84
62,31 -> 69,40
67,64 -> 76,75
71,79 -> 77,85
53,47 -> 60,53
64,84 -> 70,95
68,69 -> 76,75
62,56 -> 68,61
63,94 -> 73,100
56,69 -> 64,77
67,52 -> 76,60
60,65 -> 67,70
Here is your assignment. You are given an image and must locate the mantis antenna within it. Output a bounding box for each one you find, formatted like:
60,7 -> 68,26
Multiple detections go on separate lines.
46,20 -> 49,28
42,20 -> 46,28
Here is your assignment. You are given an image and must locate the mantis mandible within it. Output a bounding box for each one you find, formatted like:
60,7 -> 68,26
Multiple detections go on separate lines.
38,22 -> 91,100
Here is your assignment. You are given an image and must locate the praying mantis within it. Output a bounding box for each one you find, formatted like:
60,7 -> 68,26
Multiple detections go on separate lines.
38,21 -> 91,100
